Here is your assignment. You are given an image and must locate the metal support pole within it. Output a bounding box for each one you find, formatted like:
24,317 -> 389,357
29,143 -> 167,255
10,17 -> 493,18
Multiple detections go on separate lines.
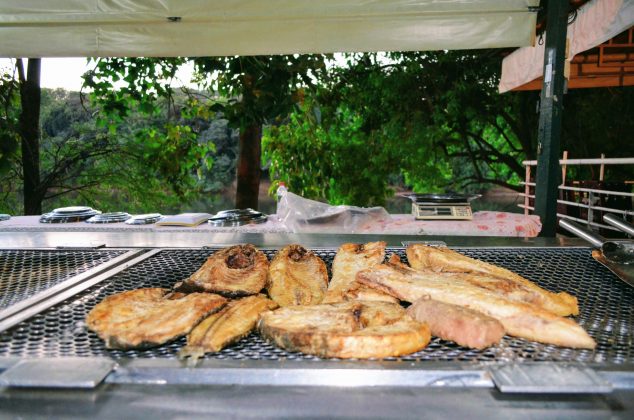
535,0 -> 569,237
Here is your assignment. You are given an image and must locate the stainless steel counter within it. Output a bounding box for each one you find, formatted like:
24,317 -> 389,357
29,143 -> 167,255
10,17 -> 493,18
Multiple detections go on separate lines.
3,383 -> 633,419
0,230 -> 583,249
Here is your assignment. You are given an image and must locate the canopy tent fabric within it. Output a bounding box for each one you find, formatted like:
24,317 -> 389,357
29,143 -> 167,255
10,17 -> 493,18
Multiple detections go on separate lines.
0,0 -> 538,58
499,0 -> 634,93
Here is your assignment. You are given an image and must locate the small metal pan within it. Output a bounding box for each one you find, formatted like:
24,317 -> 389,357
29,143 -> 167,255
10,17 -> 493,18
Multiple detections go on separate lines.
559,219 -> 634,288
402,193 -> 482,204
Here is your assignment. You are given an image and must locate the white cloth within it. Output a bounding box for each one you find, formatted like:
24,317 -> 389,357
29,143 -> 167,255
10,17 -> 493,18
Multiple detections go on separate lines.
0,0 -> 538,57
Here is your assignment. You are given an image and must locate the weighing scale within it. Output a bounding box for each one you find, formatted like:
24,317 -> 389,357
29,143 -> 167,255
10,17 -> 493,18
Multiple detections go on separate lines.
405,194 -> 481,220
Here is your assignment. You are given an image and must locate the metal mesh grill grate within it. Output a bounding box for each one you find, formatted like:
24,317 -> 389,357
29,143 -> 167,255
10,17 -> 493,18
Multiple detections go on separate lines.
0,249 -> 127,310
0,247 -> 632,364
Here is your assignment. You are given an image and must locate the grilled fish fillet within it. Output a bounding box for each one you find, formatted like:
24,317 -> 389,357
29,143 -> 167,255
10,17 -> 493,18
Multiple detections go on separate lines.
259,301 -> 431,359
407,296 -> 505,350
356,262 -> 596,349
322,241 -> 395,304
181,294 -> 278,359
86,288 -> 227,349
177,244 -> 269,297
267,244 -> 329,306
340,281 -> 399,303
406,244 -> 579,316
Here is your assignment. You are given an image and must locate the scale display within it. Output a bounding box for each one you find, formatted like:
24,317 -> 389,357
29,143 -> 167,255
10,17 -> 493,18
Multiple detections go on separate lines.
404,193 -> 480,221
412,203 -> 473,220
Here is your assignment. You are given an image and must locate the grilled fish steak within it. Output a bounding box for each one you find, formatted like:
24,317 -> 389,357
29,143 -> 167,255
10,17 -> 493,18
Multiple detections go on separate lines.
357,262 -> 596,349
407,296 -> 505,349
181,294 -> 278,358
258,301 -> 431,359
267,244 -> 329,306
86,288 -> 227,349
177,244 -> 269,297
406,244 -> 579,316
322,241 -> 395,304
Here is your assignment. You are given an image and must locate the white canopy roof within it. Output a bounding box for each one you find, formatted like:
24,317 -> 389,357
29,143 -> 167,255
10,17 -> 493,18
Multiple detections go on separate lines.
0,0 -> 538,57
499,0 -> 634,93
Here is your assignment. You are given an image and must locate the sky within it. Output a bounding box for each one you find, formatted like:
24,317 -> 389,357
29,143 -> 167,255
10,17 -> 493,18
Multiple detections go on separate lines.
0,55 -> 355,92
0,57 -> 195,91
0,57 -> 91,91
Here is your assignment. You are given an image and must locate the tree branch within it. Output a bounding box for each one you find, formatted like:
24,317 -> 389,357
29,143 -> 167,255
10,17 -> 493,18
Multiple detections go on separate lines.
15,59 -> 25,83
454,175 -> 522,192
463,130 -> 524,176
489,118 -> 522,153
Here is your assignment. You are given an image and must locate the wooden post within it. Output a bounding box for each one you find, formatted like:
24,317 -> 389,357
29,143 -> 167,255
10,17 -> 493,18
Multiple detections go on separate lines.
599,153 -> 605,181
524,165 -> 531,216
535,0 -> 569,237
561,150 -> 568,185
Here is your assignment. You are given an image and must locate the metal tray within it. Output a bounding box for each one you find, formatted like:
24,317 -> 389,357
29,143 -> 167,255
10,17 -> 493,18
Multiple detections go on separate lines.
0,249 -> 128,311
0,247 -> 631,366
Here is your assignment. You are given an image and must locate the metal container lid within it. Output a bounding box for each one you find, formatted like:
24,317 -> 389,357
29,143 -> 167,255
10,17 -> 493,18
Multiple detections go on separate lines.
85,212 -> 131,224
208,208 -> 268,227
125,213 -> 163,225
40,207 -> 101,223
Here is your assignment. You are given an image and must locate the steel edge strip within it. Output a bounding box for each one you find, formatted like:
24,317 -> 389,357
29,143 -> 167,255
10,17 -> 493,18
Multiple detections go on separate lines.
0,249 -> 159,333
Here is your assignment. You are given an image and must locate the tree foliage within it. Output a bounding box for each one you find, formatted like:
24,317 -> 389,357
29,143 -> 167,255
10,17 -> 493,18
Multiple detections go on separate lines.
264,99 -> 402,206
82,57 -> 216,197
2,52 -> 631,214
0,67 -> 20,175
84,55 -> 326,209
264,51 -> 538,206
264,50 -> 633,207
0,86 -> 229,214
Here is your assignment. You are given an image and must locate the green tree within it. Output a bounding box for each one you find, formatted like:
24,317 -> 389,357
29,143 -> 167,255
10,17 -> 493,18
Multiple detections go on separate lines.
0,67 -> 20,173
265,51 -> 633,208
84,55 -> 326,210
16,59 -> 43,214
0,80 -> 218,214
264,97 -> 418,206
334,51 -> 533,190
264,51 -> 539,206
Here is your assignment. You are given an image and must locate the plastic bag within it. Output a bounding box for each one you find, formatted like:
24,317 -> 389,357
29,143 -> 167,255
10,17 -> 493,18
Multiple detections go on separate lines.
275,191 -> 391,233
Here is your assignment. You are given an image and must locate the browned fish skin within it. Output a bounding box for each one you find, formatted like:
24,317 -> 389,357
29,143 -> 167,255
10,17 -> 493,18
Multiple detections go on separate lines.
86,288 -> 227,349
181,294 -> 278,357
179,244 -> 269,296
258,301 -> 431,359
322,241 -> 390,303
407,296 -> 505,350
340,282 -> 399,304
357,263 -> 596,349
267,244 -> 329,306
406,244 -> 579,316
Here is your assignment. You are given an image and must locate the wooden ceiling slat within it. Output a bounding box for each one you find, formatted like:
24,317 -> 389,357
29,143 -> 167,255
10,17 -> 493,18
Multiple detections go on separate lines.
511,26 -> 634,91
512,74 -> 634,90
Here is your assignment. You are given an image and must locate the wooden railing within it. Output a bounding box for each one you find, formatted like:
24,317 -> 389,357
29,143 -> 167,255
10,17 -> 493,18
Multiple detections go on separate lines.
518,153 -> 634,232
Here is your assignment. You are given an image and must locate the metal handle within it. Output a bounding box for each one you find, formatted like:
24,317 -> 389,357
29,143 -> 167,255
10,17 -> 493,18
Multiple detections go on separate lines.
603,214 -> 634,237
559,219 -> 605,248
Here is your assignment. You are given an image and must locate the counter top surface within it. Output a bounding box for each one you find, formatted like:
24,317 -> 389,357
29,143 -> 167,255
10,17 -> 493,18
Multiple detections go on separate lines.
2,383 -> 633,419
0,211 -> 542,237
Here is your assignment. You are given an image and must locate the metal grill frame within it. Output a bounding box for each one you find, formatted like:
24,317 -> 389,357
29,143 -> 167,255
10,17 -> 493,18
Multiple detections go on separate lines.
0,248 -> 131,309
0,244 -> 633,389
0,248 -> 146,332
